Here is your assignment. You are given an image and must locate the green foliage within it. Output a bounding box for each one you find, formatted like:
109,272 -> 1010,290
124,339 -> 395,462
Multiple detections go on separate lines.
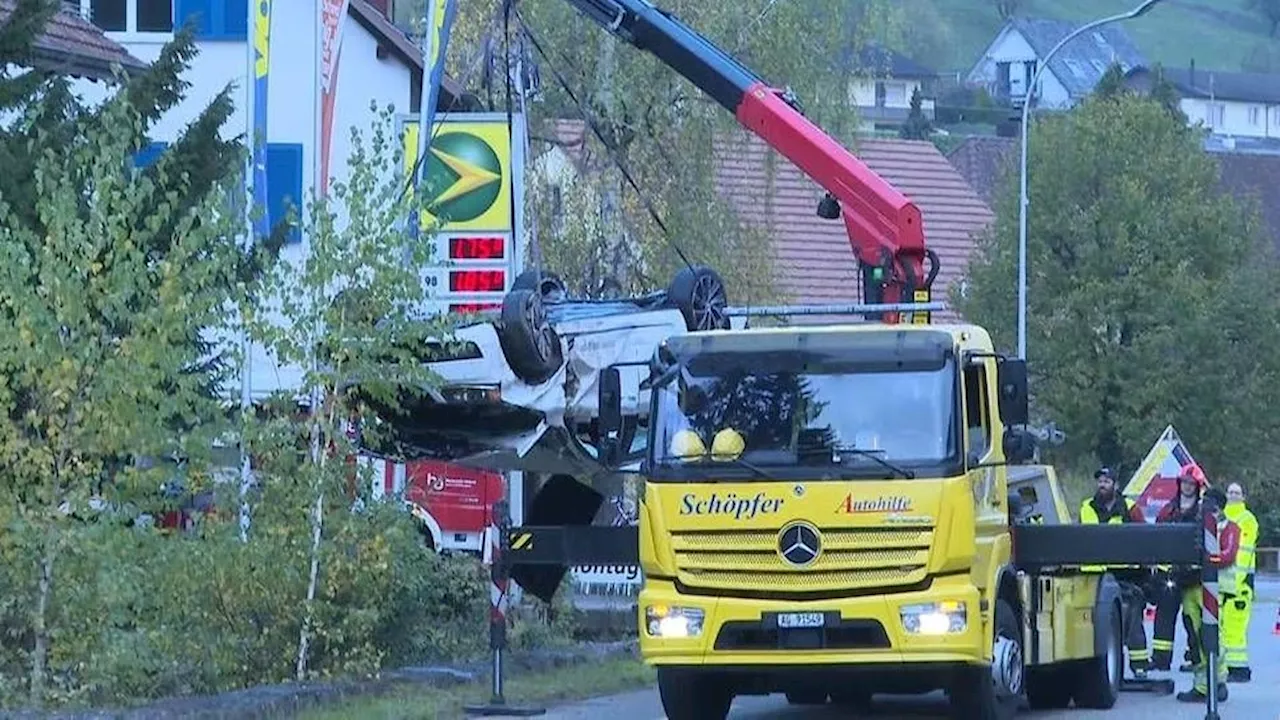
957,91 -> 1280,502
436,0 -> 908,304
0,0 -> 58,111
0,61 -> 251,704
899,86 -> 934,140
1242,39 -> 1280,71
242,102 -> 468,682
1247,0 -> 1280,37
0,491 -> 488,708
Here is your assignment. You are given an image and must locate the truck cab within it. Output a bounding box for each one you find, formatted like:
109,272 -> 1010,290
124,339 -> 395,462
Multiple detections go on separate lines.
597,321 -> 1125,719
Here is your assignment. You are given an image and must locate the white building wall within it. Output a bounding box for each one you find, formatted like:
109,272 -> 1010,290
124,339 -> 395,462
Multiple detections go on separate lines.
968,28 -> 1072,109
1181,97 -> 1279,139
69,4 -> 419,399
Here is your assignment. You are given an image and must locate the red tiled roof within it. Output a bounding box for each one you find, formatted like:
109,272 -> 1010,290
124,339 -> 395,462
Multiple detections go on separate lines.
945,136 -> 1018,207
714,133 -> 993,321
536,120 -> 995,321
0,0 -> 145,80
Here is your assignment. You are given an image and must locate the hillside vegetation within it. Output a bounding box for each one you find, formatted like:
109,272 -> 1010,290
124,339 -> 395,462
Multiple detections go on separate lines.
911,0 -> 1280,75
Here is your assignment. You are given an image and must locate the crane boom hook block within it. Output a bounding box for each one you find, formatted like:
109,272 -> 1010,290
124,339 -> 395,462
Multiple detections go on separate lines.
559,0 -> 940,323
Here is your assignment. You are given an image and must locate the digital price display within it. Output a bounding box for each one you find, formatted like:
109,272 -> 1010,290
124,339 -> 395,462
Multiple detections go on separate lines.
424,234 -> 514,318
450,269 -> 505,293
449,302 -> 502,314
449,236 -> 504,260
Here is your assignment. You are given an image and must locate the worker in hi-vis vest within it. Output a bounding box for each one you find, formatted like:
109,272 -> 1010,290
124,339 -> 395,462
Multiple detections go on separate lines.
1221,481 -> 1257,683
1171,485 -> 1240,704
1079,467 -> 1151,678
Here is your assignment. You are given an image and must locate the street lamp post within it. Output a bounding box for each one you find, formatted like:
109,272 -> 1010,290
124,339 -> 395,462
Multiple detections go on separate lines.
1015,0 -> 1166,360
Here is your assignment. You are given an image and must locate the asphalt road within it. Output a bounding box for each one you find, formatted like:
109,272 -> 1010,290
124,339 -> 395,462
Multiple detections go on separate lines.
542,597 -> 1280,720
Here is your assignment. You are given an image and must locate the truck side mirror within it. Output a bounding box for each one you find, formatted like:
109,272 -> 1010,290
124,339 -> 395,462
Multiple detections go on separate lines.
1002,428 -> 1037,464
598,367 -> 623,466
997,359 -> 1029,427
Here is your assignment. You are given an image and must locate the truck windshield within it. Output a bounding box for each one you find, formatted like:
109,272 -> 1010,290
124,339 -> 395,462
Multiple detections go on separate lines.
649,351 -> 960,481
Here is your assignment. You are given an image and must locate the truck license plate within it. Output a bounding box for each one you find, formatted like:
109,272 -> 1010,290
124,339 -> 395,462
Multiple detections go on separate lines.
777,612 -> 825,629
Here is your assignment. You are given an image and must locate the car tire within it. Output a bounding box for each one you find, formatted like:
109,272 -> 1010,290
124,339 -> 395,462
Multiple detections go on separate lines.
657,669 -> 732,720
499,288 -> 563,385
511,269 -> 568,302
665,265 -> 729,331
1072,601 -> 1122,709
1026,665 -> 1073,709
948,598 -> 1024,720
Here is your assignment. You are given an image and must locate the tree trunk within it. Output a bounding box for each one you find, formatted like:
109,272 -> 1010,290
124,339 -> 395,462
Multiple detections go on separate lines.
29,532 -> 57,707
294,486 -> 325,681
295,387 -> 328,681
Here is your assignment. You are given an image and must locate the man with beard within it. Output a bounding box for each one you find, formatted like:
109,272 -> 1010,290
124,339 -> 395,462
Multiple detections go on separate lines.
1079,467 -> 1152,678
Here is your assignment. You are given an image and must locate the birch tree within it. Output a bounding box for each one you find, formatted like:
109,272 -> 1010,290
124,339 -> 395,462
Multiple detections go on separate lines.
244,103 -> 452,680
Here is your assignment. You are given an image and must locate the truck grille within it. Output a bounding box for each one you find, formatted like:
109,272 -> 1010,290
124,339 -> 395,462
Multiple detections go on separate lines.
670,527 -> 933,594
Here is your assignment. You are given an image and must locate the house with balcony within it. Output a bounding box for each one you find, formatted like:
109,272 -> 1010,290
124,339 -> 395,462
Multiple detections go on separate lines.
847,45 -> 937,130
966,17 -> 1146,109
1124,62 -> 1280,145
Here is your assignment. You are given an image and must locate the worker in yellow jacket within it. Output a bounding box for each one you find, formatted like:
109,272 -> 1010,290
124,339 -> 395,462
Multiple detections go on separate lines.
1079,467 -> 1151,678
1221,481 -> 1257,683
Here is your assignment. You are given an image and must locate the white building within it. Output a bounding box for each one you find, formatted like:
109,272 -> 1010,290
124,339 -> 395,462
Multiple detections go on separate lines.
846,45 -> 937,130
69,0 -> 484,396
73,0 -> 473,242
1125,63 -> 1280,142
967,17 -> 1147,109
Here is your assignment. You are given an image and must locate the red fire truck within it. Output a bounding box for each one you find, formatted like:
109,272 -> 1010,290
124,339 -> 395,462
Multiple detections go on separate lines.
357,454 -> 505,553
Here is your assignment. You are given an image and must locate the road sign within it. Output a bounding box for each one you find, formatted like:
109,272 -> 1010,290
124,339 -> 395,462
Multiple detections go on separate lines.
1123,425 -> 1205,522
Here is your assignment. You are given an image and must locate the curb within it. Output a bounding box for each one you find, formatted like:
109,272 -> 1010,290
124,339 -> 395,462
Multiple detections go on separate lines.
7,641 -> 640,720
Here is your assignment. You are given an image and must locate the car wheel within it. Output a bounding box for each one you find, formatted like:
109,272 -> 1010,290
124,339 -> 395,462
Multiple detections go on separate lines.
948,598 -> 1024,720
1026,665 -> 1073,709
499,288 -> 564,385
1072,601 -> 1122,709
657,668 -> 732,720
512,269 -> 568,302
666,265 -> 729,331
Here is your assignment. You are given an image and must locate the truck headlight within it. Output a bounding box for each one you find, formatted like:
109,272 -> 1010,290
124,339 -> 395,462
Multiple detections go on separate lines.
900,601 -> 967,635
645,605 -> 704,638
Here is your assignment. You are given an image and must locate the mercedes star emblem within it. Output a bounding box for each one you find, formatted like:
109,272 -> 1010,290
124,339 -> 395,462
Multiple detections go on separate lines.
778,521 -> 822,567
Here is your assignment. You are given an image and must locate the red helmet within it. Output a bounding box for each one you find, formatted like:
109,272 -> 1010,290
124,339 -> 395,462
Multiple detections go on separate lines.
1180,463 -> 1207,486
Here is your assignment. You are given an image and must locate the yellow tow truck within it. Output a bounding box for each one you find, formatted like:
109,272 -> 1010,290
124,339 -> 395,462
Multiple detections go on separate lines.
597,321 -> 1143,719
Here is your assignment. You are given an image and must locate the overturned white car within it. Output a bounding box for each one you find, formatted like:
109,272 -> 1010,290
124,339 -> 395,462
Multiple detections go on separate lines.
354,265 -> 730,479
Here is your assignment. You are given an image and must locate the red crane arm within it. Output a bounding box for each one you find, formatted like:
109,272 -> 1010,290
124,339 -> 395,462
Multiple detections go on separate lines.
557,0 -> 938,321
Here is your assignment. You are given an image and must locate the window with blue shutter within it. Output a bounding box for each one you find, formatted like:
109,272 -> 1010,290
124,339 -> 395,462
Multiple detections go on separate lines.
266,143 -> 304,245
174,0 -> 249,40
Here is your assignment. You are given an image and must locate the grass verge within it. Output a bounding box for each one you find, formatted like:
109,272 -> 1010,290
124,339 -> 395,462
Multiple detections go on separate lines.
296,656 -> 656,720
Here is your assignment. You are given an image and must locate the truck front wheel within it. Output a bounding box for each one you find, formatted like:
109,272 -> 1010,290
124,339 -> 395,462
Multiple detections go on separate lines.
657,668 -> 732,720
949,598 -> 1024,720
1072,601 -> 1122,708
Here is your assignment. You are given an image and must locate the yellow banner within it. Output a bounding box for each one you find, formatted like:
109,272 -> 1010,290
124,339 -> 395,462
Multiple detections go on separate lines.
404,119 -> 512,233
